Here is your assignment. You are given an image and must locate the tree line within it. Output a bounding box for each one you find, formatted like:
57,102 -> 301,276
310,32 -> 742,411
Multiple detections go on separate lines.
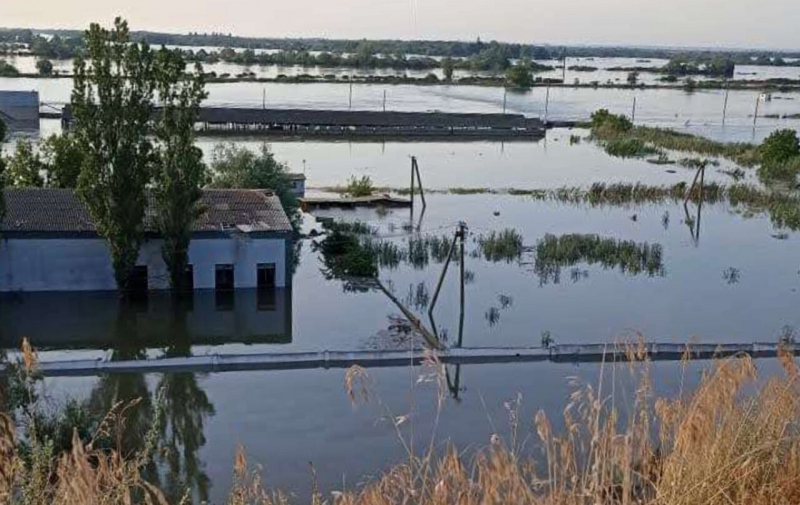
4,28 -> 800,68
0,18 -> 299,294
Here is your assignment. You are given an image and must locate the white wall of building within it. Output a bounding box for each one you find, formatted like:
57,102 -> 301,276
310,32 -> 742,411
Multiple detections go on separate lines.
0,234 -> 289,292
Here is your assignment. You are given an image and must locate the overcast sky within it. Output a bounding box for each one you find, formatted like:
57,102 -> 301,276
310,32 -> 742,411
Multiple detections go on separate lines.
2,0 -> 798,50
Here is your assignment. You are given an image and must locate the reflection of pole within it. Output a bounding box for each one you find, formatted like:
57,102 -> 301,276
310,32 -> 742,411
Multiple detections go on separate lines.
631,96 -> 637,122
722,85 -> 730,125
428,232 -> 459,339
544,85 -> 550,124
413,157 -> 426,210
349,81 -> 353,110
502,88 -> 507,114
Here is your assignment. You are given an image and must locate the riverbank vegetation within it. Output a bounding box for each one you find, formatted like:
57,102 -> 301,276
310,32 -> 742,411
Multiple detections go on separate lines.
590,110 -> 800,183
3,341 -> 800,504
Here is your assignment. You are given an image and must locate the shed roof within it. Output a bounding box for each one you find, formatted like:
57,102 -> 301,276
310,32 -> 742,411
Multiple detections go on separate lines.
0,90 -> 39,131
1,188 -> 293,236
195,108 -> 534,129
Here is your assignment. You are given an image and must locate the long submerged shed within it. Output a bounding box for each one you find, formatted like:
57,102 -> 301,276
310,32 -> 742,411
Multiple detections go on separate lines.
61,106 -> 545,139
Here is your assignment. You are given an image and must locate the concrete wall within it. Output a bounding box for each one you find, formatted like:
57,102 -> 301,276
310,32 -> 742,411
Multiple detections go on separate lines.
0,234 -> 289,292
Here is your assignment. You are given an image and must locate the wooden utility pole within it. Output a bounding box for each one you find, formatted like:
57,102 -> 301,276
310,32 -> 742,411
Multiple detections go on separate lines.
502,88 -> 507,114
631,96 -> 637,122
349,81 -> 353,110
544,85 -> 551,124
426,222 -> 467,347
753,94 -> 761,127
383,89 -> 387,112
722,84 -> 730,125
262,87 -> 266,109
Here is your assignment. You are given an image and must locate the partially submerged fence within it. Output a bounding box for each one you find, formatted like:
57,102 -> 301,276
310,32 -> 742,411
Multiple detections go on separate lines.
3,342 -> 796,377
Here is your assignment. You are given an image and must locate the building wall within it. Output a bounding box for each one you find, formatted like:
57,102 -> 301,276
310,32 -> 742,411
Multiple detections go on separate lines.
0,234 -> 289,292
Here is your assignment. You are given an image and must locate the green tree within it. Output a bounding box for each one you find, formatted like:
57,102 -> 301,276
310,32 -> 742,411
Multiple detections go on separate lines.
152,48 -> 208,291
72,18 -> 156,291
5,139 -> 45,187
442,57 -> 455,82
208,143 -> 299,226
0,117 -> 6,222
627,71 -> 639,86
0,59 -> 20,77
506,61 -> 533,88
40,133 -> 84,188
36,58 -> 54,75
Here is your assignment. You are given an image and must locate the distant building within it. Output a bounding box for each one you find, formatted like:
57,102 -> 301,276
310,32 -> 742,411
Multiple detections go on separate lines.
0,90 -> 39,131
0,188 -> 294,292
286,173 -> 306,198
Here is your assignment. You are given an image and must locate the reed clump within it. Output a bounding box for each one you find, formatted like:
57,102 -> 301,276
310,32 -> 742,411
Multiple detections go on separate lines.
533,233 -> 665,284
477,228 -> 524,262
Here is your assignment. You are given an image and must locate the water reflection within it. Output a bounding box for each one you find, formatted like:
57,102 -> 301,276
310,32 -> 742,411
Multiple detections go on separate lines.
0,289 -> 293,353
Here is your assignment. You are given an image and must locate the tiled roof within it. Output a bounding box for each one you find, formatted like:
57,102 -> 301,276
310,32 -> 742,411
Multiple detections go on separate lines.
1,188 -> 293,235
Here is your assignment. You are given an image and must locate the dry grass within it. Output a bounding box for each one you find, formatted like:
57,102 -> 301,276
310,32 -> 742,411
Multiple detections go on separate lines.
3,341 -> 800,504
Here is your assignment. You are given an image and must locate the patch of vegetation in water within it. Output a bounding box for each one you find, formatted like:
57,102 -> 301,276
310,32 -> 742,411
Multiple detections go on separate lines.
449,187 -> 493,195
646,153 -> 676,165
534,233 -> 665,285
346,175 -> 376,197
476,229 -> 524,262
678,157 -> 720,169
602,137 -> 660,159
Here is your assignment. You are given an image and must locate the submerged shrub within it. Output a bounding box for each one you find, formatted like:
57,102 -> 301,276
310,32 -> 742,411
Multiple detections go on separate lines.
759,129 -> 800,166
591,109 -> 633,135
477,229 -> 524,262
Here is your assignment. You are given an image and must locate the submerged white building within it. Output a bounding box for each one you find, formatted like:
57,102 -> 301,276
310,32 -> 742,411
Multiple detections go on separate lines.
0,188 -> 294,292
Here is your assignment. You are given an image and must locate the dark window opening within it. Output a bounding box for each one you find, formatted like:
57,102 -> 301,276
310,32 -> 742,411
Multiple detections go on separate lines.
257,263 -> 276,289
215,264 -> 235,291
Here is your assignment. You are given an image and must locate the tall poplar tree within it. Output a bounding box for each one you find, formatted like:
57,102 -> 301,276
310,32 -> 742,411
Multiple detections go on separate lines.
152,49 -> 207,291
72,18 -> 155,291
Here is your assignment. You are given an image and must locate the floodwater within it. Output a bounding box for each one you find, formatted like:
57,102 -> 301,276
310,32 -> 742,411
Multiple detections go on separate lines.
4,61 -> 800,143
1,67 -> 800,501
